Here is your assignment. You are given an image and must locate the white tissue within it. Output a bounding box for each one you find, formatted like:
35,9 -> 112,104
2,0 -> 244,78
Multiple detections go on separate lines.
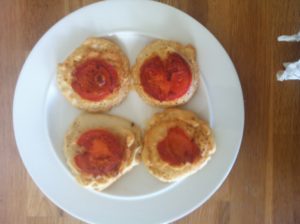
277,59 -> 300,81
276,31 -> 300,81
278,31 -> 300,42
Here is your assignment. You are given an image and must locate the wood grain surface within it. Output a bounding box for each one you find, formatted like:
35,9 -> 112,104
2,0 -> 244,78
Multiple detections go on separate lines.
1,0 -> 299,223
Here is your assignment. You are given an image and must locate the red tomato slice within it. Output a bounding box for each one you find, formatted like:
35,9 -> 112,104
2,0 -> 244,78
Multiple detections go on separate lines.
71,59 -> 119,101
74,129 -> 124,176
140,53 -> 192,101
157,127 -> 200,166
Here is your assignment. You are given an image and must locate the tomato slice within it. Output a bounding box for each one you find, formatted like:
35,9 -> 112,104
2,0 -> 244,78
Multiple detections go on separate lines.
71,59 -> 119,101
140,53 -> 192,101
157,127 -> 200,166
74,129 -> 124,176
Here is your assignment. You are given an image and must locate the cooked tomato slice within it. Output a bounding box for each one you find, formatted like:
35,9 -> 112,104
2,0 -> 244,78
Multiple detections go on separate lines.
140,53 -> 192,101
157,127 -> 200,166
74,129 -> 124,176
71,59 -> 119,101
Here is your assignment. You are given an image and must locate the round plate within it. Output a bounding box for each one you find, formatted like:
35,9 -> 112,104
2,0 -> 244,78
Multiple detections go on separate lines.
13,1 -> 244,223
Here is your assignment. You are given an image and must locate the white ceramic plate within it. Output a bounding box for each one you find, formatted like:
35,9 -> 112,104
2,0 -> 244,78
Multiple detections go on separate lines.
13,1 -> 244,223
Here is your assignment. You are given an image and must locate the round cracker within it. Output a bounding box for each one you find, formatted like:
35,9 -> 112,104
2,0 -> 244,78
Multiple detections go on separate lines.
132,40 -> 199,107
57,37 -> 130,112
64,113 -> 142,191
142,109 -> 215,182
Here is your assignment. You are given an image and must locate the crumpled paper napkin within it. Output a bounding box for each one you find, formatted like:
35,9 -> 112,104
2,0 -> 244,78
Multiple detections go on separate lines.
276,31 -> 300,81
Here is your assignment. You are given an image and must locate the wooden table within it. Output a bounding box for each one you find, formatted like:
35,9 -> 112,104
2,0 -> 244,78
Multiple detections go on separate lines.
1,0 -> 299,223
